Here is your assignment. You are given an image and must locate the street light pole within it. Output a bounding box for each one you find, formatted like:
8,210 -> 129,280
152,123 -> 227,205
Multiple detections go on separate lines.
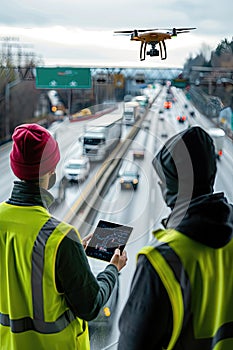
5,78 -> 21,140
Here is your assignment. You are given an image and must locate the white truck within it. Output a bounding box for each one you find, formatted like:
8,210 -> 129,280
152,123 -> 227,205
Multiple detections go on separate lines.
82,113 -> 122,161
208,127 -> 225,160
123,101 -> 140,125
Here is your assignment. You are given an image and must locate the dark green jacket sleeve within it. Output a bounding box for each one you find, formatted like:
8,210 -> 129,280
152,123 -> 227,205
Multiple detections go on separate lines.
55,230 -> 119,321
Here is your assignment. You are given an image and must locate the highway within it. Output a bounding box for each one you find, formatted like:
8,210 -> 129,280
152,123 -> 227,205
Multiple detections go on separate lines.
78,88 -> 233,350
0,86 -> 232,350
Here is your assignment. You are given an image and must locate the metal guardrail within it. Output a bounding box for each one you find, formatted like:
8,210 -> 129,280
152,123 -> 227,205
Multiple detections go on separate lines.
189,86 -> 223,119
102,340 -> 118,350
190,86 -> 233,139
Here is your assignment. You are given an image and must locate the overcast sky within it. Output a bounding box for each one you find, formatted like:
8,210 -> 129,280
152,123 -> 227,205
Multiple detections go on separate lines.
0,0 -> 232,68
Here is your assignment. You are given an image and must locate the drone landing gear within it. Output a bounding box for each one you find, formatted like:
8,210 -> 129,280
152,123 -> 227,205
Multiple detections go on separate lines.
140,40 -> 167,60
159,40 -> 167,60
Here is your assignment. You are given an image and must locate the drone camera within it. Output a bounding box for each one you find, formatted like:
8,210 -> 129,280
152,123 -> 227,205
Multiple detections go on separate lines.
147,48 -> 160,57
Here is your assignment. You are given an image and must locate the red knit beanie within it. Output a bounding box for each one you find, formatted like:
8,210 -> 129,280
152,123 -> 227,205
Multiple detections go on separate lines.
10,123 -> 60,180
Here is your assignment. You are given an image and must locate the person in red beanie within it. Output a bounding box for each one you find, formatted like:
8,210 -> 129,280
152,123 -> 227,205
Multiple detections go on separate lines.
0,123 -> 127,350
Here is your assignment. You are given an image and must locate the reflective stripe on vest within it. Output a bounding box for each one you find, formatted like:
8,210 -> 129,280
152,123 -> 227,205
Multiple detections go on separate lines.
138,245 -> 185,350
139,236 -> 233,349
0,217 -> 76,334
0,309 -> 75,334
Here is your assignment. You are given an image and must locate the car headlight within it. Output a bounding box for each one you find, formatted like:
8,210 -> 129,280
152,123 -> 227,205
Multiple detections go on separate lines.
133,179 -> 138,185
120,178 -> 124,184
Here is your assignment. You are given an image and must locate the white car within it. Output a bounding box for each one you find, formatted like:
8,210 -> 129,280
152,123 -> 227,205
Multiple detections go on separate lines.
64,156 -> 90,182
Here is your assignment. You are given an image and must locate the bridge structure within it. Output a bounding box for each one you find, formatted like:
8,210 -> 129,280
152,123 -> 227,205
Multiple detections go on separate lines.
90,67 -> 182,82
90,66 -> 183,100
13,65 -> 182,85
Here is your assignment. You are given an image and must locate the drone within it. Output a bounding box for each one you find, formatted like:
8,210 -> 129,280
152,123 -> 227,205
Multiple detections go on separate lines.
114,27 -> 196,61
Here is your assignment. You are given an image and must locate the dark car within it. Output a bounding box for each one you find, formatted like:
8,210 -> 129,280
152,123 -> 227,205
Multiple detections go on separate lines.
132,147 -> 145,160
190,111 -> 195,118
119,162 -> 140,190
142,119 -> 150,130
124,94 -> 133,102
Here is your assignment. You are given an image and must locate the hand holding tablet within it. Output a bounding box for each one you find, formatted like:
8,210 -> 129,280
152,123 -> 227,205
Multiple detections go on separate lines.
85,220 -> 133,262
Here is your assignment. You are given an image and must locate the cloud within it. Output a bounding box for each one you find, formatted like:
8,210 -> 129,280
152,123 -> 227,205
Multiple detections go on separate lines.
1,0 -> 231,33
0,0 -> 232,67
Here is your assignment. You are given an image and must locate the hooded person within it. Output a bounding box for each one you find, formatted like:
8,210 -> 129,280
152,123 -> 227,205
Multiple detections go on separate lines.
152,125 -> 232,248
118,126 -> 233,350
0,123 -> 128,350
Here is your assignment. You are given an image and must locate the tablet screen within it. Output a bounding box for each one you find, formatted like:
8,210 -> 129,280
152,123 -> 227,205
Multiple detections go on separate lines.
85,220 -> 133,262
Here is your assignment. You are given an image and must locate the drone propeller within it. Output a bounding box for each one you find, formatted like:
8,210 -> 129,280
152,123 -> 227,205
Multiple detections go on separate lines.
163,27 -> 196,31
174,27 -> 196,31
114,28 -> 159,34
135,28 -> 159,33
176,27 -> 197,32
176,30 -> 191,34
163,27 -> 196,37
114,27 -> 196,34
113,32 -> 132,36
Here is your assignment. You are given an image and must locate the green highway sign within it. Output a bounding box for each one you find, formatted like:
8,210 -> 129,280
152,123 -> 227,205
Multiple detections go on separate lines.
35,67 -> 92,89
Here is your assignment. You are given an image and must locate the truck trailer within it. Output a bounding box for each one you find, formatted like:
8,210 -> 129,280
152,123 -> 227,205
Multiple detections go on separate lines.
82,113 -> 122,161
123,101 -> 140,125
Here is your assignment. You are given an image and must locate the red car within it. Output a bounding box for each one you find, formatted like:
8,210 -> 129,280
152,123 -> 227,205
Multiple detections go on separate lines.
164,101 -> 172,109
176,115 -> 187,123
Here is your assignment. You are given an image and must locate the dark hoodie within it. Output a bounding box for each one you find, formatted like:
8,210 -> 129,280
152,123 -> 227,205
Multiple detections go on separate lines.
152,125 -> 233,248
118,126 -> 233,350
152,126 -> 217,208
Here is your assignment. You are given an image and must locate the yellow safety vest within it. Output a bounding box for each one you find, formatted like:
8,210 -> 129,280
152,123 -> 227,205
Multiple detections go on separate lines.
0,202 -> 90,350
138,229 -> 233,350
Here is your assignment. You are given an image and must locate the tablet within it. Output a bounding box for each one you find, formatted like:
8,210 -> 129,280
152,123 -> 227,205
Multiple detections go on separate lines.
85,220 -> 133,262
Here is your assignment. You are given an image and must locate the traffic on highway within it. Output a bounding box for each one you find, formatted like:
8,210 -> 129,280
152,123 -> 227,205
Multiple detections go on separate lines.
0,84 -> 232,350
